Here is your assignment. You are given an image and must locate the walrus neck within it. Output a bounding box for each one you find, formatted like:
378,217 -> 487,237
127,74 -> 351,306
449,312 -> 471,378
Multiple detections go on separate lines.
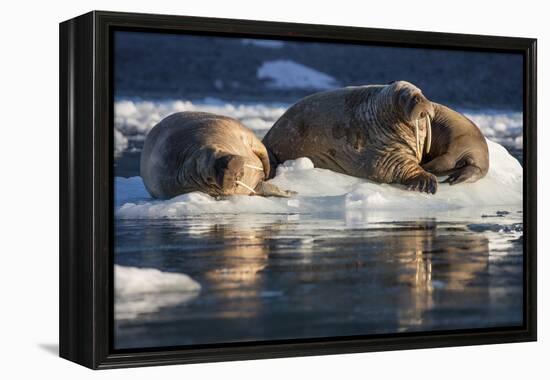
376,95 -> 423,161
357,89 -> 401,127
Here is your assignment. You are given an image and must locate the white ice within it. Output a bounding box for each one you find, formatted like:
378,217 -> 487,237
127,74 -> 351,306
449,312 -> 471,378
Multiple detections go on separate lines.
114,98 -> 287,150
115,139 -> 522,219
115,265 -> 201,320
463,110 -> 523,149
257,60 -> 338,90
114,129 -> 128,157
113,99 -> 523,157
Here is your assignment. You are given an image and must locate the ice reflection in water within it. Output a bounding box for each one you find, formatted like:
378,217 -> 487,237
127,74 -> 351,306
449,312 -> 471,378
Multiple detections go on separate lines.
114,208 -> 522,349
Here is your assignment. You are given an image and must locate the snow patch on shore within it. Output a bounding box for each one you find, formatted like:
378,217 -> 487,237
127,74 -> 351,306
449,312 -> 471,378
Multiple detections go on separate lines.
257,60 -> 338,90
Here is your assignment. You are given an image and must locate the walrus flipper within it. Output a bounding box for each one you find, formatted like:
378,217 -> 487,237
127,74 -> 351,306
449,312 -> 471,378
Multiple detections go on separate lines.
422,154 -> 456,176
254,182 -> 297,198
423,154 -> 485,185
402,171 -> 438,194
443,165 -> 484,185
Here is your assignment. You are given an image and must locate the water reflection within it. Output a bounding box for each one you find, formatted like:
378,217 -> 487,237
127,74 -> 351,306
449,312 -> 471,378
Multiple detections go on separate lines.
114,211 -> 522,349
388,224 -> 490,329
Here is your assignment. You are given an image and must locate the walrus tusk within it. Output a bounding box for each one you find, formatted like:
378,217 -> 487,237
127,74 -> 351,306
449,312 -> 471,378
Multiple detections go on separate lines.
236,180 -> 257,194
415,119 -> 421,161
425,114 -> 432,154
244,164 -> 264,171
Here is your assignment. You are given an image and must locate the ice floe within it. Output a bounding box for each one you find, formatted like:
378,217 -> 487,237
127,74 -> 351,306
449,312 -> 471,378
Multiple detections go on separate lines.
115,139 -> 522,219
114,98 -> 287,150
115,265 -> 201,320
113,99 -> 523,158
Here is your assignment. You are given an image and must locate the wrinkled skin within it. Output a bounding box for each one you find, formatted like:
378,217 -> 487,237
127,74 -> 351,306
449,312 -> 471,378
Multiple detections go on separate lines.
140,112 -> 295,199
263,81 -> 438,193
421,103 -> 489,185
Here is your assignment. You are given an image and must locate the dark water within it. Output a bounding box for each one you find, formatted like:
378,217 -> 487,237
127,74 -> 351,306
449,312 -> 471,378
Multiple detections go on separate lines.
115,32 -> 523,110
113,30 -> 524,350
114,210 -> 523,349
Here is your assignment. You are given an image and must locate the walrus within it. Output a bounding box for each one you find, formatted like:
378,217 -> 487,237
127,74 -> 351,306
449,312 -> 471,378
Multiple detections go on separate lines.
140,112 -> 295,199
262,81 -> 438,193
421,103 -> 489,184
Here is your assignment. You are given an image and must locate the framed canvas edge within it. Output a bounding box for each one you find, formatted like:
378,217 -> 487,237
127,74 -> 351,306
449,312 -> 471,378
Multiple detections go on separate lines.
59,10 -> 537,370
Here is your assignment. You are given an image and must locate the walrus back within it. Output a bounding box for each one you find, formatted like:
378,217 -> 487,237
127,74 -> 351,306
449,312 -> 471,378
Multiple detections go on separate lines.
263,89 -> 351,167
141,112 -> 232,198
140,112 -> 268,198
140,113 -> 192,198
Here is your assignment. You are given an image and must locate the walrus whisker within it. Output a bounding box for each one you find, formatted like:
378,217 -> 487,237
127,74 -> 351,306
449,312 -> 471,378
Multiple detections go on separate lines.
244,164 -> 264,171
415,119 -> 421,161
425,114 -> 432,154
235,180 -> 257,194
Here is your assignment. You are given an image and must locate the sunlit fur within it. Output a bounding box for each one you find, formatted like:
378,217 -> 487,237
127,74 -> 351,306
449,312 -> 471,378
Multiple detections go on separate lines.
263,81 -> 438,193
141,112 -> 271,198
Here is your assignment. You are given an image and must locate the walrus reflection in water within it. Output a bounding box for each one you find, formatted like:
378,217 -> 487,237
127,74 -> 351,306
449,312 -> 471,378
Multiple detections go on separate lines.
140,112 -> 295,199
263,81 -> 438,193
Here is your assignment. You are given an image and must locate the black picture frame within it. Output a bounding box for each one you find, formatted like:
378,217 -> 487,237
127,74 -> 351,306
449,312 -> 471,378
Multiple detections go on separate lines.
59,10 -> 537,369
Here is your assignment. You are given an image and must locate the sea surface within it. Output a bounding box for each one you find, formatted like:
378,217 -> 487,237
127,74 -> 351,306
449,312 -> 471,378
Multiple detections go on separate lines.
114,208 -> 523,349
112,32 -> 524,350
114,121 -> 523,349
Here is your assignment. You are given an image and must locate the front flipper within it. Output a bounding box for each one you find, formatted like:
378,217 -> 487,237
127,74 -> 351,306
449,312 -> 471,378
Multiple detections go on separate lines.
403,171 -> 438,194
443,165 -> 483,185
381,154 -> 438,194
254,181 -> 297,198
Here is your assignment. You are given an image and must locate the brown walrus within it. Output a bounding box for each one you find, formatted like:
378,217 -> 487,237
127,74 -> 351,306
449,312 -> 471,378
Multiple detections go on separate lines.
140,112 -> 295,199
262,81 -> 438,193
421,103 -> 489,184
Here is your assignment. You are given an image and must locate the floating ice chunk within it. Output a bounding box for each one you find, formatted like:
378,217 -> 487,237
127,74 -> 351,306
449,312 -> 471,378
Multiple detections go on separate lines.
113,98 -> 523,159
115,265 -> 201,320
113,99 -> 288,155
257,60 -> 338,90
114,129 -> 128,157
240,117 -> 272,131
116,191 -> 300,218
115,100 -> 138,118
115,139 -> 522,219
463,110 -> 523,149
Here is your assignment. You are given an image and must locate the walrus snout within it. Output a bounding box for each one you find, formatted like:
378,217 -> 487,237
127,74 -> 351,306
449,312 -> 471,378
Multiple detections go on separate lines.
405,94 -> 434,123
214,155 -> 265,195
399,91 -> 434,161
214,155 -> 246,193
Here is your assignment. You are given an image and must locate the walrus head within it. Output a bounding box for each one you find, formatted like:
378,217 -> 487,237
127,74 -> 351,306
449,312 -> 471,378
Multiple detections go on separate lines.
387,81 -> 434,161
212,154 -> 266,196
